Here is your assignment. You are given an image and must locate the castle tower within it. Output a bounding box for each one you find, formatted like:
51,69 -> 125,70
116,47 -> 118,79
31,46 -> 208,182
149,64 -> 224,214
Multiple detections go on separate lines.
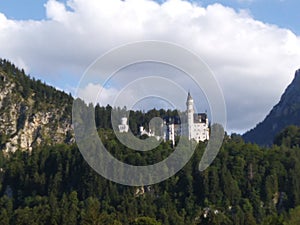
186,92 -> 194,140
118,116 -> 129,133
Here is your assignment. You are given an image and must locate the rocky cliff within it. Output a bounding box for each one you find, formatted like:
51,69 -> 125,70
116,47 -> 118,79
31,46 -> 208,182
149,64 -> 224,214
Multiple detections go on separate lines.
243,69 -> 300,146
0,59 -> 73,152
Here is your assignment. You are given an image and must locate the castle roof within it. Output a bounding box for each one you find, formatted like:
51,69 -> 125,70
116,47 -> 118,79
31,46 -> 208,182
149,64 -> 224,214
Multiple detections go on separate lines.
194,113 -> 207,123
163,116 -> 181,124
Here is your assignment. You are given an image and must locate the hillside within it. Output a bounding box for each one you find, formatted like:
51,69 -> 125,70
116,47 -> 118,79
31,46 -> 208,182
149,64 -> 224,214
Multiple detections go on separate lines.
0,59 -> 181,153
2,59 -> 300,224
243,69 -> 300,146
1,131 -> 300,224
0,59 -> 73,152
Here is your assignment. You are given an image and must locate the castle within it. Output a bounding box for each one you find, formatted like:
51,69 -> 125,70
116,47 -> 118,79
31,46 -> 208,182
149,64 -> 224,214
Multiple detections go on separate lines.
181,92 -> 210,142
118,92 -> 209,144
118,117 -> 129,133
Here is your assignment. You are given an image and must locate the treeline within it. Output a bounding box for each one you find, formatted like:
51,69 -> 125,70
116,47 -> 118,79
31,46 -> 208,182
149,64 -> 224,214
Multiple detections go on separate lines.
94,104 -> 180,135
0,59 -> 72,115
1,127 -> 300,224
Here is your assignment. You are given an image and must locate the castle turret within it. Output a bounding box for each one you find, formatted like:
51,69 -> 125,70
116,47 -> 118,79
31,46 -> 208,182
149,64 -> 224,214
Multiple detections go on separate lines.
118,116 -> 129,133
186,92 -> 194,139
186,92 -> 194,113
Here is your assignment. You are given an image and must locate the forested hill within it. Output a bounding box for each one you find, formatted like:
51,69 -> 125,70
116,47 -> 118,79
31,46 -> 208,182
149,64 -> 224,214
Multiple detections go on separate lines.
243,69 -> 300,146
1,128 -> 300,224
0,59 -> 179,152
0,59 -> 73,152
2,59 -> 300,224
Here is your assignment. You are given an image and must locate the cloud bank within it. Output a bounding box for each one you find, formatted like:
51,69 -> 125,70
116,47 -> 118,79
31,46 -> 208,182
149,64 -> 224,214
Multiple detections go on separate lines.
0,0 -> 300,133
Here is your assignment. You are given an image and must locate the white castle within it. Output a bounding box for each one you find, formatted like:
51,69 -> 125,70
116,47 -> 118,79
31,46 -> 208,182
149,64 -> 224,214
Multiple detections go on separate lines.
181,92 -> 210,142
118,117 -> 129,133
118,92 -> 209,144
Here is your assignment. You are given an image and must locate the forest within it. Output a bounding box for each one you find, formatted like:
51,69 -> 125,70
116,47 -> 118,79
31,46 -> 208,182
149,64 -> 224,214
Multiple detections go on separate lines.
1,59 -> 300,224
1,125 -> 300,225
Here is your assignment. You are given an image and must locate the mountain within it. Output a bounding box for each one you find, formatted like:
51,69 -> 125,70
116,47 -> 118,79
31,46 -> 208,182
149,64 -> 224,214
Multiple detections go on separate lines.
243,69 -> 300,146
0,59 -> 73,152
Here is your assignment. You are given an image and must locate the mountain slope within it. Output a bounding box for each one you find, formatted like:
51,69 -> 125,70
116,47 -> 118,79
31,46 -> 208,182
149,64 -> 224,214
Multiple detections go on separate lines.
243,69 -> 300,146
0,59 -> 73,152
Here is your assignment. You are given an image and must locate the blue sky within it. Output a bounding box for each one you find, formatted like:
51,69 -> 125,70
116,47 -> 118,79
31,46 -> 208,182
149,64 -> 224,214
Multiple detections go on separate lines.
201,0 -> 300,35
1,0 -> 299,34
0,0 -> 299,133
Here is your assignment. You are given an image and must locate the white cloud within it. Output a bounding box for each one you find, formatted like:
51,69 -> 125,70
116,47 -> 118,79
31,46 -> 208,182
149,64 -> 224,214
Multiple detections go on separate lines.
45,0 -> 70,22
77,83 -> 119,106
0,0 -> 300,133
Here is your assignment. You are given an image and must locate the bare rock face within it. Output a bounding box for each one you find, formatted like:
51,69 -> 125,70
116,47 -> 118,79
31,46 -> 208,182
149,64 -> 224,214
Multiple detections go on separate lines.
243,69 -> 300,146
0,61 -> 73,152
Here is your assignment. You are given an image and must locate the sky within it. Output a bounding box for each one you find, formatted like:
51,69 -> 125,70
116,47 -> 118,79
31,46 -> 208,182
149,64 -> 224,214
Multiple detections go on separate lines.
1,0 -> 299,35
0,0 -> 300,133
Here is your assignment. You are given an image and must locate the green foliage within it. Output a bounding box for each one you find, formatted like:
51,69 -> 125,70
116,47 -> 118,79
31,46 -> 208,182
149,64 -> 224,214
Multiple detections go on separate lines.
0,133 -> 300,224
80,197 -> 101,225
130,217 -> 162,225
274,125 -> 300,148
285,206 -> 300,225
94,103 -> 180,135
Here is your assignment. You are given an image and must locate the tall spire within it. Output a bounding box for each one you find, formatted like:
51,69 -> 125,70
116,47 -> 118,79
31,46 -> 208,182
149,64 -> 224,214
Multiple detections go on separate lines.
186,91 -> 194,113
187,91 -> 193,101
